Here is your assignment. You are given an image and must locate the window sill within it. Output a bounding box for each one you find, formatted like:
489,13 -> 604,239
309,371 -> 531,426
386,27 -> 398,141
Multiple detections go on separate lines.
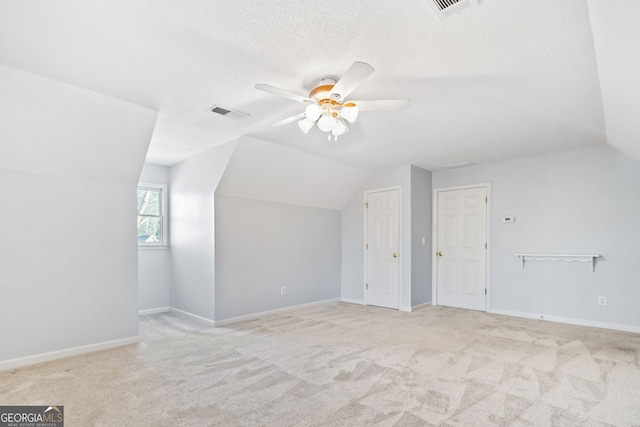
138,245 -> 169,250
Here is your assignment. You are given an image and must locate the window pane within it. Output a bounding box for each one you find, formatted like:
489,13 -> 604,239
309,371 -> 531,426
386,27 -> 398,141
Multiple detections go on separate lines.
137,185 -> 163,244
138,215 -> 162,243
137,188 -> 160,216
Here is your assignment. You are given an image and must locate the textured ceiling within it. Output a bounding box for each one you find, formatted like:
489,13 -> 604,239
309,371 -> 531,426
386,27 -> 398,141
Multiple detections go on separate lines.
0,0 -> 635,171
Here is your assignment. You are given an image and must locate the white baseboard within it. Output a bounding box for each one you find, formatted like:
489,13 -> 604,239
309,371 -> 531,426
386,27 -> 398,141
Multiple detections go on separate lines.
340,299 -> 431,312
0,336 -> 139,372
169,307 -> 216,326
490,308 -> 640,334
340,298 -> 365,305
215,298 -> 341,327
138,307 -> 170,316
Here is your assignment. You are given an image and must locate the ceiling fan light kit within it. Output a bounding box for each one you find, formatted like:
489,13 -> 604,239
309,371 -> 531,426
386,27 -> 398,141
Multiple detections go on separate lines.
300,77 -> 354,140
304,104 -> 322,122
341,103 -> 359,123
297,117 -> 315,134
256,62 -> 410,141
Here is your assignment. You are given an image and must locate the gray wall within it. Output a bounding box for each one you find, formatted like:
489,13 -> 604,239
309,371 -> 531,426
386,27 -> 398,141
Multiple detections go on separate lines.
0,170 -> 139,361
432,144 -> 640,328
214,195 -> 342,320
140,163 -> 170,187
169,142 -> 236,321
411,165 -> 432,306
138,163 -> 171,311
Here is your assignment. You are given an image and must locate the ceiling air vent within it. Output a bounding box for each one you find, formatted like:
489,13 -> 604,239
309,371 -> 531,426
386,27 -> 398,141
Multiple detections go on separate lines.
425,0 -> 479,19
208,104 -> 250,120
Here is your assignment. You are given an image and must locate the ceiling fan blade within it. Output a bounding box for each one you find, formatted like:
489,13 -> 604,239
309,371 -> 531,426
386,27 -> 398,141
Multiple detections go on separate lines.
255,84 -> 313,104
269,112 -> 305,127
330,62 -> 375,101
351,99 -> 411,112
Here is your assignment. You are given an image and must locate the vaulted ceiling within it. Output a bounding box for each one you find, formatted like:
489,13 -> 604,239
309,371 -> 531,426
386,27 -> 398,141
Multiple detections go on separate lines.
1,0 -> 638,172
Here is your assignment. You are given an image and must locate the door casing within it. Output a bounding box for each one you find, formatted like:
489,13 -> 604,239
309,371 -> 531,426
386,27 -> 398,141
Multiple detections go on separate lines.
431,183 -> 491,311
364,186 -> 402,309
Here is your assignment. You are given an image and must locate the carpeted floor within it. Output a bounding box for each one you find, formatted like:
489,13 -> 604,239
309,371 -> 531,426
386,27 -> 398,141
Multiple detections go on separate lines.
2,303 -> 640,426
138,310 -> 214,342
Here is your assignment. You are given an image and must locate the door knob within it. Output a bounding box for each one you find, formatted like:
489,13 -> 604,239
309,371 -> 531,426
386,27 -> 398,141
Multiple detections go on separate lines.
437,251 -> 444,256
392,253 -> 398,258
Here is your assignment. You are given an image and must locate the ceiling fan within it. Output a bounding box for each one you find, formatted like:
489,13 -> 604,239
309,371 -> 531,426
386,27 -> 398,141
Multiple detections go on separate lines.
256,62 -> 410,141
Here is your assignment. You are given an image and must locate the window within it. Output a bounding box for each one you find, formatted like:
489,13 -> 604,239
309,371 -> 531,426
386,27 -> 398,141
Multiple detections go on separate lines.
137,183 -> 167,246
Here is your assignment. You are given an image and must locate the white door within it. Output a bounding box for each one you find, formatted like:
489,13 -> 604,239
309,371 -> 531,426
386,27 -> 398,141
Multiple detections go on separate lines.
435,187 -> 487,311
365,189 -> 400,309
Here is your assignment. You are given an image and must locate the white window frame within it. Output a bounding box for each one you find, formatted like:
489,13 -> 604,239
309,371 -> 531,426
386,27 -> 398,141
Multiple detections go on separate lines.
137,182 -> 168,248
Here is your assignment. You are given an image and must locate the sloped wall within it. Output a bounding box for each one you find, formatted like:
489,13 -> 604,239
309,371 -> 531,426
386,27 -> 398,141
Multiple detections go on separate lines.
216,136 -> 369,210
0,66 -> 157,367
0,65 -> 154,183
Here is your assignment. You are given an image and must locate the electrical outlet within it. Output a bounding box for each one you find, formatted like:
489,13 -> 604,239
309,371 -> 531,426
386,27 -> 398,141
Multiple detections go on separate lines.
598,296 -> 607,306
281,286 -> 286,295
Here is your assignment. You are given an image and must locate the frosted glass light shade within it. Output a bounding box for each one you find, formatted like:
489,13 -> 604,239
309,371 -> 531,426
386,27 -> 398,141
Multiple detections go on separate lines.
317,114 -> 337,132
341,103 -> 359,123
332,119 -> 347,136
298,118 -> 314,134
305,104 -> 322,122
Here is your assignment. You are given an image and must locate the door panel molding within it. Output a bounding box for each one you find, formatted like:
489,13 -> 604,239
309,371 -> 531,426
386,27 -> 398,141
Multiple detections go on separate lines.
432,183 -> 491,311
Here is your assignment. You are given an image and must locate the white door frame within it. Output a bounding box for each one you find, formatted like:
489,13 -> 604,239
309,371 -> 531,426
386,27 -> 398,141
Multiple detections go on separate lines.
431,183 -> 491,311
364,186 -> 402,309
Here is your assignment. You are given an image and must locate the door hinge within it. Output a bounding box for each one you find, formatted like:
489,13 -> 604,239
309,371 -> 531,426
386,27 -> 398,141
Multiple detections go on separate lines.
485,196 -> 488,203
365,202 -> 368,209
366,243 -> 368,250
485,289 -> 487,295
485,242 -> 487,249
366,283 -> 369,290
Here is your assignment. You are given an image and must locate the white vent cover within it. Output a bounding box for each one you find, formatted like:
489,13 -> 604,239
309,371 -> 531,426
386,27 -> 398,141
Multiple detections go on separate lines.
425,0 -> 479,19
208,105 -> 250,120
443,161 -> 474,169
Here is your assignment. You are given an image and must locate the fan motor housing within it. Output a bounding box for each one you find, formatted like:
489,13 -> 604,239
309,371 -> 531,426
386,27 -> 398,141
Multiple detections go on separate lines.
309,78 -> 338,101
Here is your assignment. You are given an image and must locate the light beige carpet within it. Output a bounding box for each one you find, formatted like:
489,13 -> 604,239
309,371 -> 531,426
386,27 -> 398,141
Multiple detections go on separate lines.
2,303 -> 640,426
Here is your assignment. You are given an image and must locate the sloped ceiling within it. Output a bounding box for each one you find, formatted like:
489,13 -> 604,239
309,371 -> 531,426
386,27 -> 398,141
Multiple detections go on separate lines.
216,137 -> 369,210
0,0 -> 637,171
0,65 -> 157,184
588,0 -> 640,162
